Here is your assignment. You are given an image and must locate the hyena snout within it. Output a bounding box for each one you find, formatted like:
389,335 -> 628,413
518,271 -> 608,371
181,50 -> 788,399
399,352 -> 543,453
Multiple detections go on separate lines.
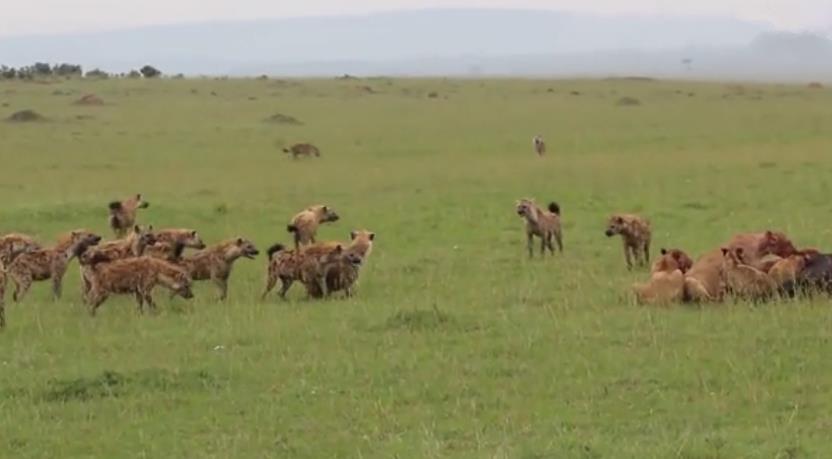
605,228 -> 617,237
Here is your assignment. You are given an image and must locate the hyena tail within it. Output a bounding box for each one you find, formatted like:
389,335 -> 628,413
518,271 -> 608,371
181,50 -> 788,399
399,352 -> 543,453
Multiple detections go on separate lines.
548,202 -> 560,215
108,201 -> 123,211
267,243 -> 286,259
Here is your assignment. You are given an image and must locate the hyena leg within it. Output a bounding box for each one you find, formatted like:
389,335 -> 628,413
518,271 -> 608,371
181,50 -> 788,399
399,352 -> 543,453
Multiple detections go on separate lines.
12,273 -> 32,302
89,292 -> 108,316
624,245 -> 634,269
643,242 -> 651,266
278,277 -> 294,299
261,272 -> 278,299
527,233 -> 534,258
144,293 -> 157,313
52,276 -> 63,300
546,233 -> 556,255
213,276 -> 229,301
554,232 -> 563,253
134,292 -> 145,313
540,236 -> 547,256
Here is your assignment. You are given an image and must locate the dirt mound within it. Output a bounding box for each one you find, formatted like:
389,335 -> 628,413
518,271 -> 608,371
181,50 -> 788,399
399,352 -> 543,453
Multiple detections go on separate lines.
74,94 -> 104,106
7,109 -> 45,122
427,91 -> 439,99
808,82 -> 824,89
263,113 -> 303,125
616,97 -> 642,107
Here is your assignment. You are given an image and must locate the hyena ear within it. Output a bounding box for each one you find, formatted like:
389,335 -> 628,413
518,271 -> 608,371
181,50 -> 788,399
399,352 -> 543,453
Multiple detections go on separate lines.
134,225 -> 141,233
191,230 -> 198,237
660,248 -> 668,255
237,237 -> 244,245
147,225 -> 154,231
368,232 -> 375,241
334,244 -> 343,253
614,216 -> 624,224
350,231 -> 357,240
136,193 -> 142,200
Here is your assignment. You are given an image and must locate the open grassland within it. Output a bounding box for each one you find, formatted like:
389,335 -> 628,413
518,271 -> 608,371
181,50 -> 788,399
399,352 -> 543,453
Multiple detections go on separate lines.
1,77 -> 832,458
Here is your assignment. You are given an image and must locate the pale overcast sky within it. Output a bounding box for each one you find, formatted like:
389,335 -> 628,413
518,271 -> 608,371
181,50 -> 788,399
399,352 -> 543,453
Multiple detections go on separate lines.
2,0 -> 831,37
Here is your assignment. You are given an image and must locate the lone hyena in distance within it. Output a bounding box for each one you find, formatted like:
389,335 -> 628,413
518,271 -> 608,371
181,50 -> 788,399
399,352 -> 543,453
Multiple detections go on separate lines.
283,143 -> 321,159
516,198 -> 563,258
605,214 -> 652,269
532,135 -> 545,156
287,205 -> 340,249
108,194 -> 149,238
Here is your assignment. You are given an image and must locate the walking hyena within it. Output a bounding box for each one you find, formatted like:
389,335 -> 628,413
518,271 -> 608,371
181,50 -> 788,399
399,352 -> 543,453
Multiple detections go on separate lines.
283,143 -> 321,159
168,237 -> 259,300
108,194 -> 149,238
80,225 -> 156,300
287,205 -> 340,249
144,228 -> 206,259
262,242 -> 338,299
532,135 -> 546,156
605,214 -> 652,269
79,247 -> 194,316
515,198 -> 563,258
8,230 -> 101,301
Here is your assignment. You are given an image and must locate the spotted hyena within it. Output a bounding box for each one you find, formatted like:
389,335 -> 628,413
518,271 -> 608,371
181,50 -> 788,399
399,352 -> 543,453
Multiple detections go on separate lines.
283,143 -> 321,159
108,194 -> 149,238
168,237 -> 259,300
605,214 -> 651,269
516,198 -> 562,258
287,205 -> 340,249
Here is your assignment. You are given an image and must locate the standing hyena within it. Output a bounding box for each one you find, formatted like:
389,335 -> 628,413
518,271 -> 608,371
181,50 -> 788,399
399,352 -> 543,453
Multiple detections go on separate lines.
8,230 -> 101,301
515,198 -> 563,258
283,143 -> 321,159
167,237 -> 259,300
108,194 -> 149,238
287,205 -> 340,248
532,135 -> 546,156
605,214 -> 652,269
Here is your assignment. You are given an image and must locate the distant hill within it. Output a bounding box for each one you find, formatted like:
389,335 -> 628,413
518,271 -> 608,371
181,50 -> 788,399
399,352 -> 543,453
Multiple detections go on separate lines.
0,9 -> 773,74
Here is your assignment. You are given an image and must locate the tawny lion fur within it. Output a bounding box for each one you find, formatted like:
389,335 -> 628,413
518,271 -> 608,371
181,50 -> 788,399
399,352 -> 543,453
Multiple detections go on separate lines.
721,247 -> 777,301
632,248 -> 692,306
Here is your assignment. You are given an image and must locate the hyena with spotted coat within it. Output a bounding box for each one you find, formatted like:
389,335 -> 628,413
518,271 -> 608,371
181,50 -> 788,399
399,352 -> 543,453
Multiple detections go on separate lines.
80,225 -> 156,301
283,143 -> 321,159
78,245 -> 193,315
168,237 -> 259,300
516,198 -> 563,258
605,214 -> 652,269
108,194 -> 149,238
287,205 -> 340,249
8,230 -> 101,301
144,228 -> 206,259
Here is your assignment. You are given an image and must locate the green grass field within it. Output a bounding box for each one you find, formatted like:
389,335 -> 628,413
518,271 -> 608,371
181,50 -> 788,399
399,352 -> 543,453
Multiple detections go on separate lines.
1,77 -> 831,458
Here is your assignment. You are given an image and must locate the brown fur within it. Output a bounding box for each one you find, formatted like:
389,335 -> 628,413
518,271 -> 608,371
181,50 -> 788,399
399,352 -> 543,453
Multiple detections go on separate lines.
262,242 -> 340,299
79,251 -> 193,315
516,198 -> 562,258
725,231 -> 797,270
314,230 -> 376,298
721,247 -> 777,301
80,225 -> 156,301
144,228 -> 206,259
283,143 -> 321,159
768,252 -> 813,290
8,230 -> 101,302
605,214 -> 651,269
169,237 -> 259,300
633,270 -> 685,306
287,205 -> 340,249
0,233 -> 41,266
108,194 -> 149,238
651,248 -> 693,274
683,249 -> 724,303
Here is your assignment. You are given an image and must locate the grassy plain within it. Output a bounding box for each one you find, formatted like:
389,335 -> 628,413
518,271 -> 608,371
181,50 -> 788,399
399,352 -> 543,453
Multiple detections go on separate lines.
0,77 -> 831,458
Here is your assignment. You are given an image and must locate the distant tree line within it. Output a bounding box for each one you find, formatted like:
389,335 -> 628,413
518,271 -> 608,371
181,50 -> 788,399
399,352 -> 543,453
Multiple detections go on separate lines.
0,63 -> 162,80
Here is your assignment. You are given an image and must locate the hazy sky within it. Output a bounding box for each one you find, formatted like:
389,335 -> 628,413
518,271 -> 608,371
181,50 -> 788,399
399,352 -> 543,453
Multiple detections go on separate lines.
2,0 -> 831,37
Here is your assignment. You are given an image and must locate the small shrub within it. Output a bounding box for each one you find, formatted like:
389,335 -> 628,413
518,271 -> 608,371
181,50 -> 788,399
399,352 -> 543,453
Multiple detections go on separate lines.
140,65 -> 162,78
73,94 -> 104,106
263,113 -> 303,125
427,91 -> 439,99
7,109 -> 45,122
808,82 -> 824,89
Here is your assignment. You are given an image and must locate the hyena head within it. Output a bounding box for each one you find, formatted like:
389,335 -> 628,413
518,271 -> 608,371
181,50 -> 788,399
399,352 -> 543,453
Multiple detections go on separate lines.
515,199 -> 537,219
349,230 -> 376,259
605,215 -> 627,237
68,231 -> 102,258
132,225 -> 157,250
185,230 -> 206,249
312,205 -> 339,224
226,238 -> 259,260
135,194 -> 150,209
